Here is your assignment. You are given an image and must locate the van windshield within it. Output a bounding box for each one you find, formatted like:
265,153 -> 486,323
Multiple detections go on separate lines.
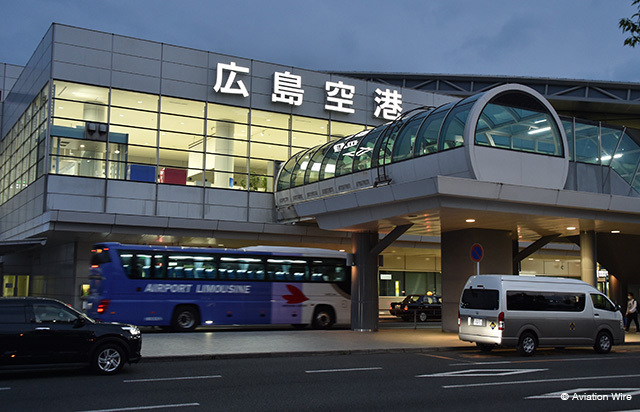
461,289 -> 499,310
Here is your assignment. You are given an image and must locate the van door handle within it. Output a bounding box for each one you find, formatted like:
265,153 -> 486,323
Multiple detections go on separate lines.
35,327 -> 50,330
594,314 -> 600,317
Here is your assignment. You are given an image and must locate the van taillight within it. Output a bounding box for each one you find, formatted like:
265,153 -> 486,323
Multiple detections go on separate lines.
457,310 -> 461,327
97,299 -> 110,314
498,311 -> 505,331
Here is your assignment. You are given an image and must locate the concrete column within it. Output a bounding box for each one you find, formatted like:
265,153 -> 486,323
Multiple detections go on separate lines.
580,231 -> 597,287
609,274 -> 625,309
441,229 -> 513,332
351,232 -> 379,332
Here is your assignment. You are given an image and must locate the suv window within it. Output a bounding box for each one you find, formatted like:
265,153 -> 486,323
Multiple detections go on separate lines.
33,302 -> 78,323
0,303 -> 27,323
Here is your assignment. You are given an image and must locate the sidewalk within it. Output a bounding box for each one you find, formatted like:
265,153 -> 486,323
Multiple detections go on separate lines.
140,325 -> 640,360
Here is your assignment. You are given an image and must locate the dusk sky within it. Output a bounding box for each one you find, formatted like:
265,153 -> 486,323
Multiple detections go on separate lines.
2,0 -> 640,83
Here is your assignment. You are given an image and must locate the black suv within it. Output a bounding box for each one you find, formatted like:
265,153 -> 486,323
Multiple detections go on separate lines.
0,297 -> 141,375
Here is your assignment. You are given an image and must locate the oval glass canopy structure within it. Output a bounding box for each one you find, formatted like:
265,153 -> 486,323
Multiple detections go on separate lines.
276,84 -> 566,192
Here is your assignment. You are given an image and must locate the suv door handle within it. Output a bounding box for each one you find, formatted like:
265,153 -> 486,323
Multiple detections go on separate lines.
35,327 -> 50,330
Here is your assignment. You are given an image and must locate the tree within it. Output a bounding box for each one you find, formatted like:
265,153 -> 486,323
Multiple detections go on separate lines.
620,0 -> 640,47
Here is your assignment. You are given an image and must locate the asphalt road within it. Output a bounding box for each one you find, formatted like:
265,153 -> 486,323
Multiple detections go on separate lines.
2,346 -> 640,411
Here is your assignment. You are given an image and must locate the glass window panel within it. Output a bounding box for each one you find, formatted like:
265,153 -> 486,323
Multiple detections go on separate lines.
611,133 -> 640,183
320,138 -> 346,180
290,148 -> 315,187
50,137 -> 106,160
574,121 -> 600,164
159,131 -> 205,151
374,119 -> 406,167
251,142 -> 289,161
207,103 -> 249,124
50,156 -> 106,178
439,102 -> 473,151
125,146 -> 157,167
251,110 -> 289,129
109,125 -> 156,147
353,126 -> 384,171
276,150 -> 305,191
53,81 -> 109,105
160,113 -> 204,135
292,131 -> 327,149
161,96 -> 205,117
415,103 -> 453,156
159,148 -> 190,169
292,116 -> 328,134
336,130 -> 370,176
205,153 -> 247,173
206,137 -> 247,157
561,118 -> 574,161
251,126 -> 288,145
303,142 -> 332,184
207,120 -> 248,140
600,126 -> 623,166
475,104 -> 562,156
331,121 -> 368,139
111,89 -> 158,112
392,111 -> 429,162
248,159 -> 278,192
111,107 -> 158,129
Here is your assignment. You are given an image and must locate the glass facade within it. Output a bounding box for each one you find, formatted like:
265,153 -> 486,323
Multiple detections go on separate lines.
0,85 -> 48,204
0,80 -> 369,205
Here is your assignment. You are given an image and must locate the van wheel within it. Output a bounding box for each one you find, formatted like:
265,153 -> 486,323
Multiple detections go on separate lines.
92,343 -> 125,375
517,332 -> 537,356
594,331 -> 612,354
171,306 -> 199,332
476,343 -> 494,352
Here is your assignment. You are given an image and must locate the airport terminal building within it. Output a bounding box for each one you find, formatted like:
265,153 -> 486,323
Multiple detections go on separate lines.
2,24 -> 640,330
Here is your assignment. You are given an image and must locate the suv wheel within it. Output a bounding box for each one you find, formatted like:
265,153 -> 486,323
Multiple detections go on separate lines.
418,312 -> 428,322
92,343 -> 125,375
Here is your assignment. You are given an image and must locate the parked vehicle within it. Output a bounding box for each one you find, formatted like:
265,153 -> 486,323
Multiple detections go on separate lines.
0,297 -> 141,374
389,293 -> 442,322
458,275 -> 625,355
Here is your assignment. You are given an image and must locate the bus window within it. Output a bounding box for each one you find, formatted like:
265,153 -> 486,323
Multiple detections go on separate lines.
267,258 -> 309,281
118,252 -> 152,279
219,256 -> 264,280
167,254 -> 216,280
310,258 -> 347,282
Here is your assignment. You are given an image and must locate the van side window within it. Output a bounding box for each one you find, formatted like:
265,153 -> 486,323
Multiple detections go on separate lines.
461,289 -> 499,310
507,291 -> 585,312
590,294 -> 616,311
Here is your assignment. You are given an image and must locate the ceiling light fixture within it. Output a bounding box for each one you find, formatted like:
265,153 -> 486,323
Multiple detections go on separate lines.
465,219 -> 476,223
566,226 -> 576,230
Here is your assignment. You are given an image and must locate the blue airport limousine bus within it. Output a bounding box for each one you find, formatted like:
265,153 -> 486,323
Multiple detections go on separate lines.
87,243 -> 351,331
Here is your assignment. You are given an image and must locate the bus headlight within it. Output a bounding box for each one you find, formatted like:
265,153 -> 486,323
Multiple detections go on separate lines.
121,326 -> 141,336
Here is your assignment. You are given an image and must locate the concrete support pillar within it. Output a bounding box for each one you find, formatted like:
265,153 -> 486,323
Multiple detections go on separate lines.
441,229 -> 513,332
580,230 -> 597,287
609,274 -> 625,308
351,232 -> 379,332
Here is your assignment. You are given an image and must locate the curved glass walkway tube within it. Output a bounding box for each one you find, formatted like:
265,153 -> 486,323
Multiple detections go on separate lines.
277,87 -> 640,195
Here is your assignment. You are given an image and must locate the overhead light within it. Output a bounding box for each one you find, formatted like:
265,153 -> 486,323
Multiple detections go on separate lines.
465,219 -> 476,223
528,127 -> 551,135
566,226 -> 576,230
611,230 -> 620,234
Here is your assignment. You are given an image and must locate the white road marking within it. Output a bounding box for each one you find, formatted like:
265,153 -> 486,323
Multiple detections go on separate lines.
417,368 -> 547,378
449,355 -> 634,366
442,373 -> 640,389
305,367 -> 383,374
123,375 -> 221,383
76,403 -> 200,412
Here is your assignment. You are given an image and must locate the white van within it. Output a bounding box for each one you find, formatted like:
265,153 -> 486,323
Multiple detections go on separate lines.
458,275 -> 625,355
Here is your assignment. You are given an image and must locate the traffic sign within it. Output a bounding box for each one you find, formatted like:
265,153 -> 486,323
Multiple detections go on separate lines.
470,243 -> 484,263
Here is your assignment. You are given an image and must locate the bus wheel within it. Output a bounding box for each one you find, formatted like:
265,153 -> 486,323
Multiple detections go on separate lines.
171,306 -> 199,332
517,331 -> 537,356
311,306 -> 334,329
594,331 -> 612,354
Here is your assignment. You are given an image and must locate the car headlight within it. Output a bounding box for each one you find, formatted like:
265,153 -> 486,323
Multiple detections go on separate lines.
121,326 -> 141,336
